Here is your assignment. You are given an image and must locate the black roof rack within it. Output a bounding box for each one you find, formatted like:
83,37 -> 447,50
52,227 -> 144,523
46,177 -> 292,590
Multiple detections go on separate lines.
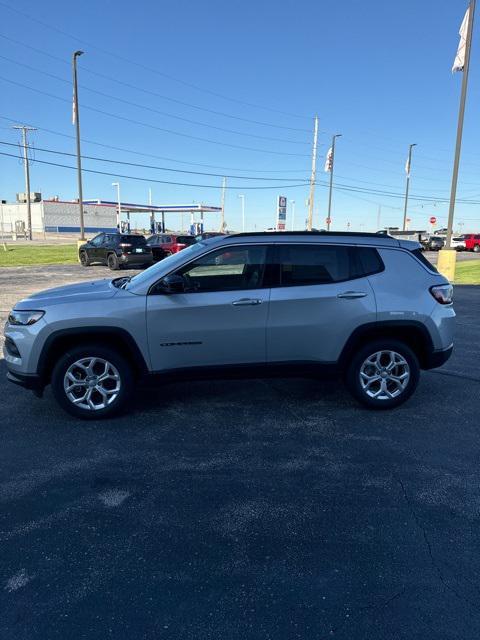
229,231 -> 394,239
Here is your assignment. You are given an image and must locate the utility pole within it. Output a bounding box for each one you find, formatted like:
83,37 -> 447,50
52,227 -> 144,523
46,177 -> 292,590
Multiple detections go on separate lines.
326,134 -> 342,231
13,125 -> 36,240
376,204 -> 382,230
72,50 -> 85,240
291,200 -> 296,230
238,194 -> 245,232
402,143 -> 417,231
219,177 -> 226,232
446,0 -> 476,249
307,116 -> 319,231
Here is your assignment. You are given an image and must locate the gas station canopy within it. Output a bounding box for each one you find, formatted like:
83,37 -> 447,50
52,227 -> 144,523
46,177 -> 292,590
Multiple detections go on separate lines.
83,200 -> 222,214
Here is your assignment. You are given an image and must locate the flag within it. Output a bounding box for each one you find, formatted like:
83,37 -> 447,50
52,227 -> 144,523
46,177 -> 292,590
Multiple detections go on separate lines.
72,89 -> 76,125
324,147 -> 333,172
405,155 -> 411,176
452,6 -> 470,72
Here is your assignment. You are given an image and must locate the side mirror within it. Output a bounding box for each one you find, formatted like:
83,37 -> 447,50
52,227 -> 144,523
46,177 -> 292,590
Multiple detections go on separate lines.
158,274 -> 186,294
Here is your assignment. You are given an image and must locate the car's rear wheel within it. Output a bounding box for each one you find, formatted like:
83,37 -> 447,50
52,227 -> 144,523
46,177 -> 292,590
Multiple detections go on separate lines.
51,344 -> 134,419
345,340 -> 419,409
107,253 -> 120,270
79,251 -> 90,267
474,244 -> 480,253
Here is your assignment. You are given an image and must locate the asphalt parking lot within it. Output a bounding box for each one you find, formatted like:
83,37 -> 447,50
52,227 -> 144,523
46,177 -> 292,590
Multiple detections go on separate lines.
1,262 -> 480,640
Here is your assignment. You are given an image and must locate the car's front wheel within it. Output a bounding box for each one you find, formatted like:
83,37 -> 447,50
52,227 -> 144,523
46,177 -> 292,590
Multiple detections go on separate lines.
79,251 -> 90,267
474,244 -> 480,253
345,340 -> 419,409
51,345 -> 134,419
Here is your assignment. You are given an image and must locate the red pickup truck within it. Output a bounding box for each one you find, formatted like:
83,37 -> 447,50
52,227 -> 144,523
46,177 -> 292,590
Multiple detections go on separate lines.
464,234 -> 480,252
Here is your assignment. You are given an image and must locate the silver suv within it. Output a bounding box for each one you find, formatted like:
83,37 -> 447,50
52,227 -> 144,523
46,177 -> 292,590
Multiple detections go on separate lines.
4,232 -> 455,419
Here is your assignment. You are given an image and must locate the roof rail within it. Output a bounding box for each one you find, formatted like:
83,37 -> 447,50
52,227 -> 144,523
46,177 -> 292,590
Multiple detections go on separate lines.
229,230 -> 394,239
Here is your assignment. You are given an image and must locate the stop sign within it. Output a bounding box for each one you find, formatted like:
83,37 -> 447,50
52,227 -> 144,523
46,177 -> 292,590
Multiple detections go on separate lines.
326,217 -> 332,224
430,216 -> 437,224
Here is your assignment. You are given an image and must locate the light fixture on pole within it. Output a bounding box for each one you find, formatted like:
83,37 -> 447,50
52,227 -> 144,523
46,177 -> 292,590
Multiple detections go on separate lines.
72,50 -> 85,240
402,143 -> 417,231
112,182 -> 121,230
238,194 -> 245,232
325,134 -> 342,231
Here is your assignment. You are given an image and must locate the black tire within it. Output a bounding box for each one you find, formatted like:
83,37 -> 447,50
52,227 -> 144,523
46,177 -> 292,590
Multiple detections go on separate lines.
107,253 -> 120,270
51,344 -> 135,420
344,339 -> 420,410
474,244 -> 480,253
79,251 -> 90,267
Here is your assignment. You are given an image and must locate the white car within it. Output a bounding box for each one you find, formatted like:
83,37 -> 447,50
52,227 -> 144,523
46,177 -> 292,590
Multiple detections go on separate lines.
451,236 -> 466,251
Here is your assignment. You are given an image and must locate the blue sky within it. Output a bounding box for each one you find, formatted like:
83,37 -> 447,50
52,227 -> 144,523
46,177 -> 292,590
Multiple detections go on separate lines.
0,0 -> 479,232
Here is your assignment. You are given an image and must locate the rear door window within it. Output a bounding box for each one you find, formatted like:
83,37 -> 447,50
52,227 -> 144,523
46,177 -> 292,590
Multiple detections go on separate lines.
273,244 -> 384,286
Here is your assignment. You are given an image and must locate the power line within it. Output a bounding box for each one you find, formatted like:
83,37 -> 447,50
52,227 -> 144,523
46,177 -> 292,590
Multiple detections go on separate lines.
0,53 -> 311,146
0,150 -> 310,189
0,114 -> 309,174
0,75 -> 312,158
0,33 -> 311,134
3,145 -> 480,204
0,1 -> 309,121
0,140 -> 308,181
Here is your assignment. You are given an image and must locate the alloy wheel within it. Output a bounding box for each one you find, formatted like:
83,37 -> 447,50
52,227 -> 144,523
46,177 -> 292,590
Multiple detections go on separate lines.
359,350 -> 410,401
63,357 -> 121,411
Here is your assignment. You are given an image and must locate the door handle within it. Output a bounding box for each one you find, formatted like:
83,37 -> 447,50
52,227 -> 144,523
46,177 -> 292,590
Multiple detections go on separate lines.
337,291 -> 368,299
232,298 -> 263,306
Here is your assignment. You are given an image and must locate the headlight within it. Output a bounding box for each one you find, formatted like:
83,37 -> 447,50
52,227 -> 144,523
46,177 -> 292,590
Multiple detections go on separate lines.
8,310 -> 45,326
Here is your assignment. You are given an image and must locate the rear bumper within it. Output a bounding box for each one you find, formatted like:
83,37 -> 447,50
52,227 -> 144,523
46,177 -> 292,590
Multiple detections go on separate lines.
423,344 -> 453,370
119,253 -> 153,266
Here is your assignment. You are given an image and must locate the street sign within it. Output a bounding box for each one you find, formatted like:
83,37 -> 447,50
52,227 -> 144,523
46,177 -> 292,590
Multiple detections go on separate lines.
276,196 -> 287,231
429,216 -> 437,224
326,217 -> 331,225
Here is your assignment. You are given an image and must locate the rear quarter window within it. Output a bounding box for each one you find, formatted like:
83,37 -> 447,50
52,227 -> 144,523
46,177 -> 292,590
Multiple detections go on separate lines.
410,248 -> 438,272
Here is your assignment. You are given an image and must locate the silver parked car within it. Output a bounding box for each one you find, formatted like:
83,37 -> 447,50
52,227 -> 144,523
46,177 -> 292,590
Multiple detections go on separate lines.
4,232 -> 455,419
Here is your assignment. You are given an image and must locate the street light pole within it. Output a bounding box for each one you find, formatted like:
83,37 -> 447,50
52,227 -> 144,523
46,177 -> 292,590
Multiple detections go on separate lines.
112,182 -> 121,230
327,134 -> 342,231
72,50 -> 85,240
291,200 -> 296,230
402,143 -> 417,231
238,194 -> 245,232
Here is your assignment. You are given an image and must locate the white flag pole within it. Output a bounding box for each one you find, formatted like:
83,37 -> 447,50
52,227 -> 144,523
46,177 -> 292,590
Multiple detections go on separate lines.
446,1 -> 475,250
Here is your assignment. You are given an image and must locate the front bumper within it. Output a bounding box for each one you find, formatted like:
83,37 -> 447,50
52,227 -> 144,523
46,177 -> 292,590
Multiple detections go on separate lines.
423,344 -> 453,370
7,369 -> 44,395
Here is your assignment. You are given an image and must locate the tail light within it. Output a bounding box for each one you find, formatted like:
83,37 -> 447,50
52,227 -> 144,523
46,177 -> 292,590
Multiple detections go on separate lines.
430,284 -> 453,305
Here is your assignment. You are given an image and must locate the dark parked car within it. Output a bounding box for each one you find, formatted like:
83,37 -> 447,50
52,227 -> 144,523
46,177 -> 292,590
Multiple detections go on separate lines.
421,236 -> 445,251
79,233 -> 153,270
146,234 -> 196,262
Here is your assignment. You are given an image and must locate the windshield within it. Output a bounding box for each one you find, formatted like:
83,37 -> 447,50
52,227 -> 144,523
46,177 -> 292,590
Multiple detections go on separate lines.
126,241 -> 208,289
